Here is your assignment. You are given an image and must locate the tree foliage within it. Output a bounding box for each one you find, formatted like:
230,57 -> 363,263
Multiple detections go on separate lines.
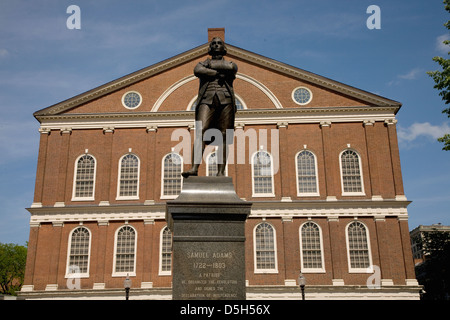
415,232 -> 450,300
0,243 -> 27,296
427,0 -> 450,150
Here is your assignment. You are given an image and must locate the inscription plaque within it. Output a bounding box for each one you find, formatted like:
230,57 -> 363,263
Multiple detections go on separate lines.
177,246 -> 244,299
166,176 -> 251,300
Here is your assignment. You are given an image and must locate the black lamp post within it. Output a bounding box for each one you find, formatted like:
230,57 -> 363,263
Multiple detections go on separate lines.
298,272 -> 306,300
124,274 -> 132,300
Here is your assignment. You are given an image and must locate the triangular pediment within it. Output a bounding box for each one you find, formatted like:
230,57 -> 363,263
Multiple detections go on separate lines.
34,42 -> 401,120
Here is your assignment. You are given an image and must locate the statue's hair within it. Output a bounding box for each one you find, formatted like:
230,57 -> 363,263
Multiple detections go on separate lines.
208,37 -> 227,56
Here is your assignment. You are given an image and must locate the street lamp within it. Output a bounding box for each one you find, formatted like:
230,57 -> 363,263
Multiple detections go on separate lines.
298,272 -> 306,300
124,274 -> 132,300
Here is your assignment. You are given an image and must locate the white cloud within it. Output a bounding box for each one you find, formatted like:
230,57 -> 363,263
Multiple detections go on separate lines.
397,122 -> 450,147
388,67 -> 423,86
436,34 -> 449,54
398,68 -> 422,80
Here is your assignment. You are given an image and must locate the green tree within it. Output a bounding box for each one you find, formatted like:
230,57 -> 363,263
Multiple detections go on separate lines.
415,232 -> 450,300
0,243 -> 27,296
428,0 -> 450,150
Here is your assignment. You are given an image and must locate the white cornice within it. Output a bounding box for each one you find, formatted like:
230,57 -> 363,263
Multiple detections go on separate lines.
27,199 -> 410,224
36,106 -> 398,131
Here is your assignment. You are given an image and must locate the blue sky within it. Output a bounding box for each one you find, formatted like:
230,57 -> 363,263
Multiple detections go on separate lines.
0,0 -> 449,245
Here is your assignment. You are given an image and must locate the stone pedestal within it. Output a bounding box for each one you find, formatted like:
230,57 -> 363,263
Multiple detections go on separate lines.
166,176 -> 252,300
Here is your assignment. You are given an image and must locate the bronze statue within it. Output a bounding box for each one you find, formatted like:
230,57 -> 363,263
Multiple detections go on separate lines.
182,37 -> 238,177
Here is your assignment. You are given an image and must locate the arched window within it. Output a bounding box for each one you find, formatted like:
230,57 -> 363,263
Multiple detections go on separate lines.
340,149 -> 364,195
117,154 -> 140,199
252,151 -> 274,197
113,225 -> 137,276
72,154 -> 96,200
206,151 -> 227,176
161,153 -> 183,198
235,97 -> 244,110
159,226 -> 172,275
254,222 -> 277,272
296,150 -> 319,196
346,221 -> 372,272
66,226 -> 91,277
300,222 -> 325,272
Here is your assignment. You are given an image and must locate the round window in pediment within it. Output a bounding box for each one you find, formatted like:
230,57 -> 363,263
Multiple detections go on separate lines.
122,91 -> 142,109
292,87 -> 312,105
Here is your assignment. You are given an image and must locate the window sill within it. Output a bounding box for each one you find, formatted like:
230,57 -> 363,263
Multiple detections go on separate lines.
252,193 -> 275,198
116,196 -> 139,201
254,270 -> 278,274
112,272 -> 136,277
341,192 -> 366,197
64,273 -> 90,279
300,269 -> 326,273
160,195 -> 179,200
297,193 -> 320,197
348,268 -> 373,274
71,197 -> 95,202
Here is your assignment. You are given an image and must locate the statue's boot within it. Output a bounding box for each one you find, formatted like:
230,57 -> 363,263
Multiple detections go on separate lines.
181,169 -> 198,178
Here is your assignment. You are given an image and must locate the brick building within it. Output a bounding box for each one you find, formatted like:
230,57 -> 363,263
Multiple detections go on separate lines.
20,28 -> 421,299
410,223 -> 450,263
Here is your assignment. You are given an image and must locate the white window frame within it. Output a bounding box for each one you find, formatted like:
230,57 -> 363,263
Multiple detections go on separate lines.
158,226 -> 172,276
299,221 -> 326,273
251,150 -> 275,197
72,154 -> 97,201
116,153 -> 140,200
345,220 -> 373,273
295,150 -> 320,197
339,149 -> 365,196
121,91 -> 143,110
65,226 -> 91,278
112,224 -> 137,277
292,86 -> 313,106
160,152 -> 183,199
253,222 -> 278,274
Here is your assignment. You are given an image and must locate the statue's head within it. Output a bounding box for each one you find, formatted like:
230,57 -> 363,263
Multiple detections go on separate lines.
208,37 -> 227,57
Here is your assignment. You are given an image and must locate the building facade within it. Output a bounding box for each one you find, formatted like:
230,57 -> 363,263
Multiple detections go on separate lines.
410,223 -> 450,263
20,28 -> 421,299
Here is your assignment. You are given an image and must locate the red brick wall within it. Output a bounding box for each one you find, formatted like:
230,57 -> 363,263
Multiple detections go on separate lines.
25,215 -> 415,289
25,40 -> 414,292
